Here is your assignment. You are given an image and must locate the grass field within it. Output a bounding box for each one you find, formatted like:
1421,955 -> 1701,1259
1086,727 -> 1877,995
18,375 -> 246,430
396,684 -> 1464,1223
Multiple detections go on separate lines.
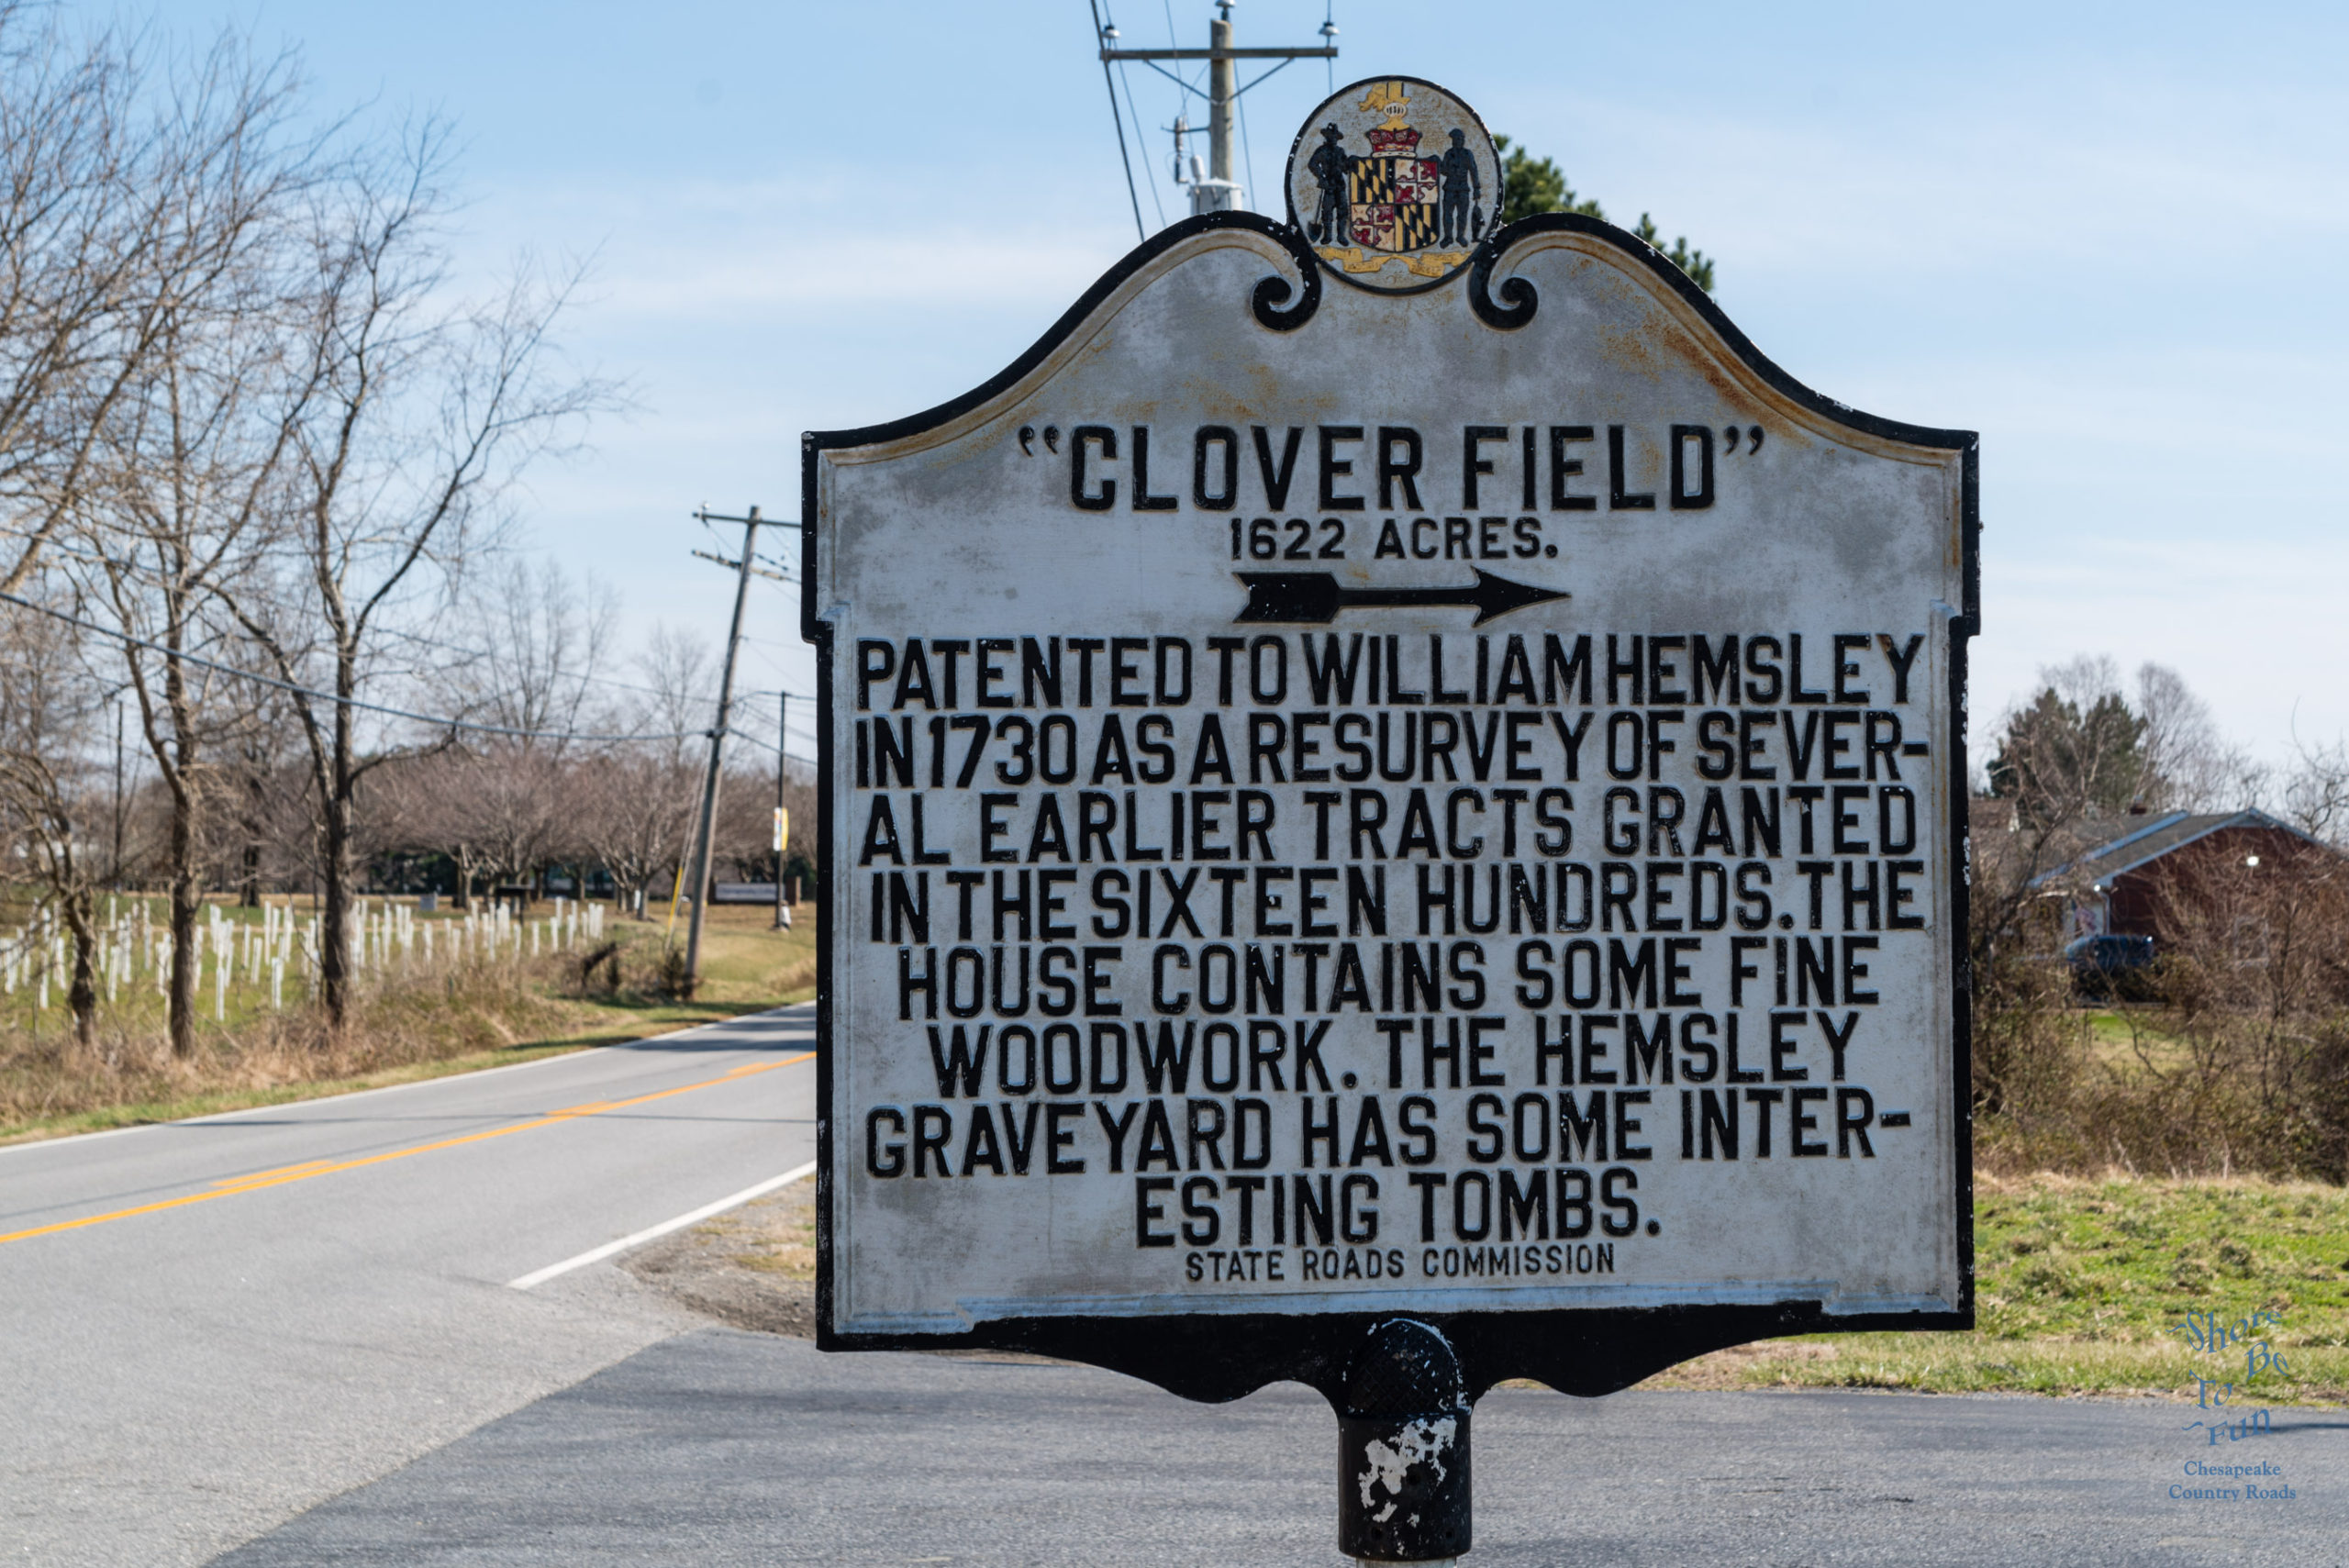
1642,1172 -> 2349,1404
0,899 -> 816,1145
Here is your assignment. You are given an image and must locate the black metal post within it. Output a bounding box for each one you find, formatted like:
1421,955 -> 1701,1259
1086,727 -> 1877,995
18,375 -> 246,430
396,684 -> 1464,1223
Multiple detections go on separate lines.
1339,1319 -> 1472,1563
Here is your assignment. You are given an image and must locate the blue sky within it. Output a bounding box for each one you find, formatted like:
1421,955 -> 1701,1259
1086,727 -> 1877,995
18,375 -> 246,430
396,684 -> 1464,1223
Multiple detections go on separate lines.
173,0 -> 2349,770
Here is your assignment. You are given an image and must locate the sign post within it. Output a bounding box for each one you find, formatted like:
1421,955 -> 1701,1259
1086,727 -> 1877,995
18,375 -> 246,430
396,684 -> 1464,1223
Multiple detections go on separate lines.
806,76 -> 1976,1562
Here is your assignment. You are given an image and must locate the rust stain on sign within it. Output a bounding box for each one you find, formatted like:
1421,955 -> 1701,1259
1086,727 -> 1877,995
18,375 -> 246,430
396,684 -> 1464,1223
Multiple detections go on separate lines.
805,75 -> 1976,1411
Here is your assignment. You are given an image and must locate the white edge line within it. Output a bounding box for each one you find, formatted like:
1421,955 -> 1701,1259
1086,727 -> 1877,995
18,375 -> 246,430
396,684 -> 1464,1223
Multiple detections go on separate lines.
508,1160 -> 818,1291
0,1000 -> 817,1160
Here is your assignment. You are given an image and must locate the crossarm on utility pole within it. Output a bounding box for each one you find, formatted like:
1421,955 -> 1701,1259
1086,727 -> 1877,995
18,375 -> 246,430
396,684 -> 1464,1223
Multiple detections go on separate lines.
1097,47 -> 1335,59
1107,6 -> 1334,218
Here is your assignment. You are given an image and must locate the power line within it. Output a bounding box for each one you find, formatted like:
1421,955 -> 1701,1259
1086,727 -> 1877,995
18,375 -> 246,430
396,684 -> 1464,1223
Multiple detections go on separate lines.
1101,6 -> 1335,220
1237,62 -> 1256,209
1089,0 -> 1147,241
1117,57 -> 1168,228
0,587 -> 734,748
0,519 -> 762,716
0,537 -> 817,764
1096,0 -> 1168,229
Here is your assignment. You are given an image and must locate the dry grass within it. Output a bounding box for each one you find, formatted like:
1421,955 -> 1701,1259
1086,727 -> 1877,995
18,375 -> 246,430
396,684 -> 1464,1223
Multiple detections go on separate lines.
622,1176 -> 818,1339
0,899 -> 817,1143
692,1178 -> 817,1280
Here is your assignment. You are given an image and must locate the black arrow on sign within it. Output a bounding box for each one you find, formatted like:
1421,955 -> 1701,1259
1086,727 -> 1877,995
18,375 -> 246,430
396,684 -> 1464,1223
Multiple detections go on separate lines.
1233,571 -> 1569,627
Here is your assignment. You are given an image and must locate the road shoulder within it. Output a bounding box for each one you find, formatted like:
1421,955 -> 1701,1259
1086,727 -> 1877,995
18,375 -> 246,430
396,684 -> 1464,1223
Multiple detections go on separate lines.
620,1172 -> 816,1337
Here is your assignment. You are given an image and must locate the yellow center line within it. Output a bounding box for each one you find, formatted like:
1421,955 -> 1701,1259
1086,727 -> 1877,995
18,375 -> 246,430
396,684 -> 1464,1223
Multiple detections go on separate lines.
211,1160 -> 338,1189
0,1051 -> 818,1248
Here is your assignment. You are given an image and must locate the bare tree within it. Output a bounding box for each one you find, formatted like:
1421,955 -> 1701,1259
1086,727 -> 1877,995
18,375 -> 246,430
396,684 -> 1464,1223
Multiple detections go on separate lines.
0,6 -> 143,593
214,695 -> 309,904
571,748 -> 691,916
417,558 -> 618,903
222,127 -> 608,1030
0,594 -> 106,1044
445,557 -> 615,732
569,624 -> 707,917
2282,737 -> 2349,848
73,38 -> 309,1057
455,741 -> 563,896
2138,840 -> 2349,1178
633,622 -> 712,743
365,738 -> 540,907
2135,662 -> 2265,814
0,12 -> 308,597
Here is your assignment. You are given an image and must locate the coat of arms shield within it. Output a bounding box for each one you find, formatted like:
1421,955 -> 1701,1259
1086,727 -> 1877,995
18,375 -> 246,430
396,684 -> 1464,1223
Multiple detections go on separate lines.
1286,77 -> 1499,293
1345,123 -> 1441,252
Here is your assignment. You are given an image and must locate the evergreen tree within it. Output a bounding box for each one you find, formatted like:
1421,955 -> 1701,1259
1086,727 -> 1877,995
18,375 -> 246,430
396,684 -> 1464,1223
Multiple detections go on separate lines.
1494,136 -> 1601,227
1631,215 -> 1716,296
1987,687 -> 2153,826
1493,136 -> 1715,294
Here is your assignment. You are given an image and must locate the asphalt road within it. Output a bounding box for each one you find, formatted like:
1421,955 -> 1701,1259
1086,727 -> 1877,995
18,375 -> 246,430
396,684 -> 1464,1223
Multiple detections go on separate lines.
0,1004 -> 817,1567
210,1329 -> 2348,1568
9,999 -> 2345,1566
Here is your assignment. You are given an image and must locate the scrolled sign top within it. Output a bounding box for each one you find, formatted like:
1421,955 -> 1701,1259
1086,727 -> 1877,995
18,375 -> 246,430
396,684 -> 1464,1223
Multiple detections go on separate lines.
807,76 -> 1976,1407
1287,77 -> 1500,294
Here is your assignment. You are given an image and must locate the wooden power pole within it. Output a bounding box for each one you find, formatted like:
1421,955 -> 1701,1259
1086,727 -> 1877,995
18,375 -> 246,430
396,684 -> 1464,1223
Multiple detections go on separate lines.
774,689 -> 791,930
1099,0 -> 1335,217
681,506 -> 795,996
681,507 -> 759,998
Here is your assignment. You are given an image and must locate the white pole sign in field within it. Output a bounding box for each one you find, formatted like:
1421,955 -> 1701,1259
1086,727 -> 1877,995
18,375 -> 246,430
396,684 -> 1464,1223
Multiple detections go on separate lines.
804,77 -> 1976,1422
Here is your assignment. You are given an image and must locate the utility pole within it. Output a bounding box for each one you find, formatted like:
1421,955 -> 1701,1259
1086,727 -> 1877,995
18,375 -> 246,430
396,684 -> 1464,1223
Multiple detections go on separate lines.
1208,5 -> 1238,201
774,690 -> 791,930
682,506 -> 796,997
1101,0 -> 1335,218
111,700 -> 124,889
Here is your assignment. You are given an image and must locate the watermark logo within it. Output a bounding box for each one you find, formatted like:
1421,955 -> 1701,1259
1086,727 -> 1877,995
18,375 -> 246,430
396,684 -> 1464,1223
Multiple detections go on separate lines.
2176,1307 -> 2288,1369
2166,1307 -> 2297,1500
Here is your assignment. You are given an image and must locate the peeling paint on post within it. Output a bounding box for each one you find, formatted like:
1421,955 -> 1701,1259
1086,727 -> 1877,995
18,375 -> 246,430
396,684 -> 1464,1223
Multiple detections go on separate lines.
805,74 -> 1976,1562
1341,1319 -> 1471,1562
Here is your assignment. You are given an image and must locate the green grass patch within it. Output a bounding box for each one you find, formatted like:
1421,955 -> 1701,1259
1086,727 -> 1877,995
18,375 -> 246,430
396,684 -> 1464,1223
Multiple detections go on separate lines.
1643,1173 -> 2349,1402
2081,1007 -> 2196,1074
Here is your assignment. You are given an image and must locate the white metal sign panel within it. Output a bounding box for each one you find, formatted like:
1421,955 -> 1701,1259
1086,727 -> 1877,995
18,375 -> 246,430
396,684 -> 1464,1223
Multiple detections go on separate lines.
808,111 -> 1973,1358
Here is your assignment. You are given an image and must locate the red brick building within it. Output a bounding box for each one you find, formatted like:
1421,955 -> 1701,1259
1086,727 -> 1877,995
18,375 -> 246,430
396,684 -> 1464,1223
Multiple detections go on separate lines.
2037,809 -> 2335,941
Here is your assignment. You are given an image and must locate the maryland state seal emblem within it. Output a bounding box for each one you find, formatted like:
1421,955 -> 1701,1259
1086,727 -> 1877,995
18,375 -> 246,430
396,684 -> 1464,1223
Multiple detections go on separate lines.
1286,77 -> 1499,293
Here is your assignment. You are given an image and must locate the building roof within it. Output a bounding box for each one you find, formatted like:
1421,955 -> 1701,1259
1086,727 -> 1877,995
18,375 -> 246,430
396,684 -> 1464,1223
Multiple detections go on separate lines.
2032,809 -> 2321,892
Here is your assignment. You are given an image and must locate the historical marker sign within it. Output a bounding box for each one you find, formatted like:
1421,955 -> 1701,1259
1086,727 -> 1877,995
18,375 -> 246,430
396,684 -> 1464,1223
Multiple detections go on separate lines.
805,77 -> 1976,1409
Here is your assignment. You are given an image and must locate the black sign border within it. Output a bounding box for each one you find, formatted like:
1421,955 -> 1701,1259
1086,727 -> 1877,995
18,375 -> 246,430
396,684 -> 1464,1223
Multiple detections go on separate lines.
801,208 -> 1979,1405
